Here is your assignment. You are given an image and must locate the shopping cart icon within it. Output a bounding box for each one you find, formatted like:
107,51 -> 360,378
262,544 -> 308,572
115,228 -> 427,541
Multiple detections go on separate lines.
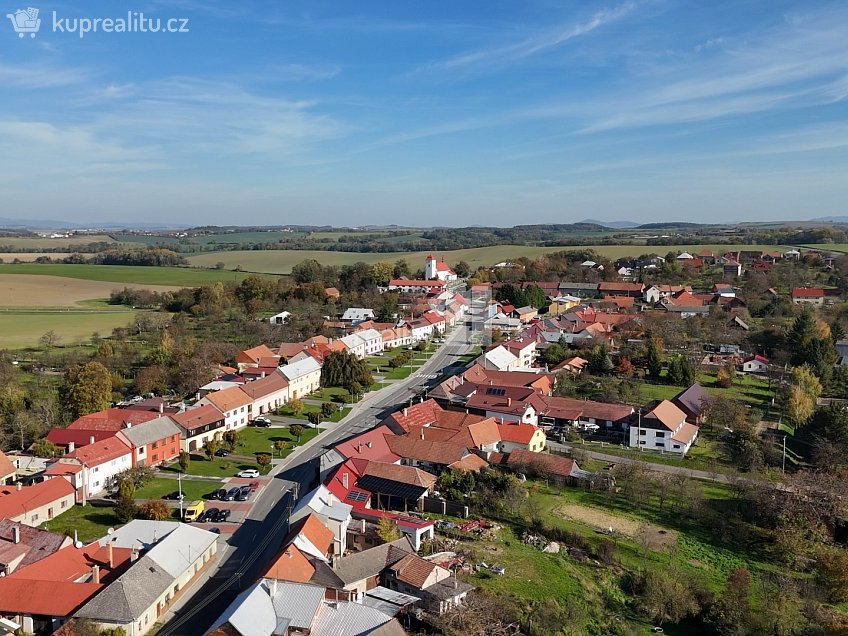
6,7 -> 41,38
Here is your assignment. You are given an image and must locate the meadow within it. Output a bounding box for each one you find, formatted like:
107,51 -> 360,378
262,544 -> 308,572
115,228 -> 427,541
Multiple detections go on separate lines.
0,310 -> 137,348
186,244 -> 797,274
0,274 -> 181,307
0,234 -> 117,249
0,252 -> 72,262
800,243 -> 848,253
0,263 -> 260,286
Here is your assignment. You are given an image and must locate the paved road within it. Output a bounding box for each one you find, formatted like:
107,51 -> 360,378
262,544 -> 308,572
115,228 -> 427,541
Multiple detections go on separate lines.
159,324 -> 475,636
548,441 -> 731,483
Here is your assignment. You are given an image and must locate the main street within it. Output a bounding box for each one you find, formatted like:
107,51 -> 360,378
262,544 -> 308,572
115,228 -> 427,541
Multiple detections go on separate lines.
159,323 -> 476,635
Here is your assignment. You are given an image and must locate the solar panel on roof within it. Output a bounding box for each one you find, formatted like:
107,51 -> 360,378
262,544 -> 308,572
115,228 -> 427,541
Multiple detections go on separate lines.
345,491 -> 369,503
486,387 -> 506,396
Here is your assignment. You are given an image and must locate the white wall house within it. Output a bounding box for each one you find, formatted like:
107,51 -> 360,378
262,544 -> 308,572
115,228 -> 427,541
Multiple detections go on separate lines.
628,400 -> 699,455
198,386 -> 252,431
289,485 -> 352,556
280,356 -> 322,400
44,437 -> 133,501
741,355 -> 769,373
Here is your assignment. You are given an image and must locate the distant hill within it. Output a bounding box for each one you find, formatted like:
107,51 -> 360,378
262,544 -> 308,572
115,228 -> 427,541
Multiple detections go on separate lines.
579,219 -> 640,229
635,222 -> 708,230
0,217 -> 186,231
811,216 -> 848,224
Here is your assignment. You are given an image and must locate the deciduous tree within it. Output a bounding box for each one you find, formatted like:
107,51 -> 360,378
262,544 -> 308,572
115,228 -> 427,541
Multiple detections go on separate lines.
61,361 -> 113,419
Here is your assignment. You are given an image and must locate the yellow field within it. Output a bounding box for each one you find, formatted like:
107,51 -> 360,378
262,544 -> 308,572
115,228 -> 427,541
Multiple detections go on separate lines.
0,252 -> 72,262
187,244 -> 796,274
0,234 -> 117,249
0,274 -> 181,307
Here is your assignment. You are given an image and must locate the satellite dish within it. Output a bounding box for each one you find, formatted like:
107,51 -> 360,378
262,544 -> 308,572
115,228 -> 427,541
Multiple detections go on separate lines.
74,541 -> 83,549
107,527 -> 115,535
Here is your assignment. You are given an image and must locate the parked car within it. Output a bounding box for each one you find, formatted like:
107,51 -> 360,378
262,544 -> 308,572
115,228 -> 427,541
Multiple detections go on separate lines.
248,480 -> 260,492
163,491 -> 184,501
215,449 -> 229,457
215,509 -> 231,523
210,488 -> 228,501
225,487 -> 241,501
236,485 -> 252,502
253,416 -> 271,427
237,469 -> 260,478
199,507 -> 219,522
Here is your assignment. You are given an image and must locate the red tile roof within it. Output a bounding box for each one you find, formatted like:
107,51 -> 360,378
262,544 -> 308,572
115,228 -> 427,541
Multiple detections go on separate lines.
334,425 -> 401,463
672,422 -> 699,445
385,436 -> 469,466
389,552 -> 438,588
262,544 -> 315,583
361,462 -> 437,489
203,386 -> 253,412
62,436 -> 131,467
792,288 -> 824,298
0,478 -> 75,520
238,370 -> 289,399
6,542 -> 132,583
385,399 -> 443,432
540,396 -> 633,422
235,344 -> 277,365
295,513 -> 335,556
67,409 -> 160,433
644,400 -> 688,431
506,449 -> 578,478
447,454 -> 489,473
45,429 -> 114,448
0,450 -> 15,478
172,404 -> 224,431
497,423 -> 541,445
0,579 -> 102,616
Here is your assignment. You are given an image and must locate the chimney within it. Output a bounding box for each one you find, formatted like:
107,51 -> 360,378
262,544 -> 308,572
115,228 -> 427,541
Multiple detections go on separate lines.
90,436 -> 95,444
68,441 -> 75,453
91,565 -> 100,584
130,547 -> 139,562
261,372 -> 266,379
108,542 -> 114,569
12,526 -> 20,544
159,402 -> 164,414
420,429 -> 425,440
361,519 -> 366,532
507,398 -> 512,407
342,473 -> 349,489
403,408 -> 408,417
327,492 -> 334,506
124,422 -> 131,429
366,442 -> 372,448
16,482 -> 22,491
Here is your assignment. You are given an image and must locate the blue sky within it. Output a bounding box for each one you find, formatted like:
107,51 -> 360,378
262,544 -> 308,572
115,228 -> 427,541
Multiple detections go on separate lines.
1,0 -> 847,227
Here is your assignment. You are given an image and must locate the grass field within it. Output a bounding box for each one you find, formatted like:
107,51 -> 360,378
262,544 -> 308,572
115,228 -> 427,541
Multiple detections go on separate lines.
0,310 -> 137,348
41,502 -> 119,542
0,234 -> 117,249
0,252 -> 73,262
0,274 -> 181,307
0,263 -> 261,286
800,243 -> 848,253
186,244 -> 797,274
134,476 -> 222,501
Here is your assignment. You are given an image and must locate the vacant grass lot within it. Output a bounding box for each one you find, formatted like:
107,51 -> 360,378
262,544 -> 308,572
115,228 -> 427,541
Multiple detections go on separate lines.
0,310 -> 138,348
233,425 -> 322,456
637,372 -> 775,410
134,476 -> 222,501
40,502 -> 119,542
164,455 -> 271,478
186,244 -> 797,274
0,263 -> 261,286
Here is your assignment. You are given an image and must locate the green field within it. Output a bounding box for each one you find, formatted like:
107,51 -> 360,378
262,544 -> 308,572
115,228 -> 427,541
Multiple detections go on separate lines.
0,234 -> 118,249
0,263 -> 262,286
800,244 -> 848,253
134,476 -> 222,501
0,310 -> 137,348
186,244 -> 797,274
41,502 -> 119,542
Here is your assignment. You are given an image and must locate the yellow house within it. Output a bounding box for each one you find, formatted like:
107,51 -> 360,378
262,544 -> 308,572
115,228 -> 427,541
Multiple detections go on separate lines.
547,295 -> 581,314
497,423 -> 547,453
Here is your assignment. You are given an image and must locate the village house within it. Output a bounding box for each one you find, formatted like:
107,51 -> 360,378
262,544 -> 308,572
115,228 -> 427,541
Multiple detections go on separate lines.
791,288 -> 825,305
538,396 -> 634,432
504,449 -> 589,487
0,479 -> 76,527
44,437 -> 133,502
341,308 -> 376,324
290,486 -> 353,556
425,255 -> 458,282
672,383 -> 711,425
741,354 -> 769,373
172,404 -> 226,453
629,400 -> 699,455
559,282 -> 599,298
280,356 -> 322,399
267,310 -> 290,325
115,416 -> 182,468
356,462 -> 437,514
238,369 -> 291,418
198,386 -> 253,430
234,344 -> 278,373
0,451 -> 17,485
496,422 -> 546,453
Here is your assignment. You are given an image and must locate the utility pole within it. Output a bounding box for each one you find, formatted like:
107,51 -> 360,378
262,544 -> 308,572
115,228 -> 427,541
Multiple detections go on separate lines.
782,435 -> 786,473
178,472 -> 183,519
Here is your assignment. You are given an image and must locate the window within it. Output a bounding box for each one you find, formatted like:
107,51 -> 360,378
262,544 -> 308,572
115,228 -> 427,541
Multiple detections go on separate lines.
639,440 -> 646,445
94,466 -> 99,472
655,442 -> 664,447
61,500 -> 67,509
639,429 -> 646,435
656,431 -> 665,437
32,513 -> 39,521
673,444 -> 681,449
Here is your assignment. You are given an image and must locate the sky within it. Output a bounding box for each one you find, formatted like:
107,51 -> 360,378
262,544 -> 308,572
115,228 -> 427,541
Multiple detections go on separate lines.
0,0 -> 847,227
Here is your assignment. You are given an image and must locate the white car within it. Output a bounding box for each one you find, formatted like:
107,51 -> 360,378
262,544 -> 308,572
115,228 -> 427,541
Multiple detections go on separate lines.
236,469 -> 260,478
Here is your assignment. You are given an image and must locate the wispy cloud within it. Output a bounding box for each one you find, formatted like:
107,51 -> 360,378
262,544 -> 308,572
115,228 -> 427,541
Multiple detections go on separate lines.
420,1 -> 640,73
0,61 -> 90,89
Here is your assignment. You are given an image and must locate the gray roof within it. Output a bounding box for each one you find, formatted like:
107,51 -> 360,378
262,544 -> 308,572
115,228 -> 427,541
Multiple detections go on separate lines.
317,537 -> 413,586
268,581 -> 325,630
673,383 -> 710,418
98,519 -> 179,549
208,580 -> 321,636
310,600 -> 402,636
291,486 -> 353,524
420,577 -> 475,600
116,416 -> 181,448
75,554 -> 174,622
280,356 -> 321,381
341,308 -> 375,321
559,282 -> 599,290
362,586 -> 420,617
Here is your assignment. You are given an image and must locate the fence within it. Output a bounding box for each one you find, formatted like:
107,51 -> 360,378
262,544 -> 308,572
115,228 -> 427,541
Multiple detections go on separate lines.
422,497 -> 469,518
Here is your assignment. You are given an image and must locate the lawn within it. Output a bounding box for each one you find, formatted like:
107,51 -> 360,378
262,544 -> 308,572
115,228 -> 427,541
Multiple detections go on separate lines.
133,476 -> 222,501
276,402 -> 350,423
0,263 -> 261,286
0,310 -> 138,348
636,372 -> 775,410
40,501 -> 119,542
163,455 -> 272,478
232,425 -> 323,456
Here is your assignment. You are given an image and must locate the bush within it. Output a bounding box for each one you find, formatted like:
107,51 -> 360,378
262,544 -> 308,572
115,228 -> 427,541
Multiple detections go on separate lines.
137,500 -> 170,521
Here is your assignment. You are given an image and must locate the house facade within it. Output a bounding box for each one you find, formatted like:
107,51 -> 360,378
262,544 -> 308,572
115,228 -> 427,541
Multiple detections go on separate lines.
44,437 -> 133,501
280,356 -> 322,399
199,386 -> 252,431
238,370 -> 290,418
0,479 -> 76,526
629,401 -> 699,455
172,405 -> 226,453
115,416 -> 182,468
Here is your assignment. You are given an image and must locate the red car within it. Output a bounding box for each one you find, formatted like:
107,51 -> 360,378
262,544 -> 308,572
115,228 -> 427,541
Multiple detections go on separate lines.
249,480 -> 260,492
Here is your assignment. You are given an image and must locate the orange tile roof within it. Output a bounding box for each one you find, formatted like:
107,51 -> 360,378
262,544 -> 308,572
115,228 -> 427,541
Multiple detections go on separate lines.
0,450 -> 15,478
7,542 -> 132,583
67,409 -> 160,433
0,579 -> 102,616
506,449 -> 577,478
63,437 -> 131,467
385,399 -> 442,431
447,454 -> 489,473
497,423 -> 541,445
204,386 -> 254,412
262,544 -> 315,583
389,553 -> 438,588
645,400 -> 688,430
0,478 -> 75,520
235,344 -> 277,365
296,513 -> 335,556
